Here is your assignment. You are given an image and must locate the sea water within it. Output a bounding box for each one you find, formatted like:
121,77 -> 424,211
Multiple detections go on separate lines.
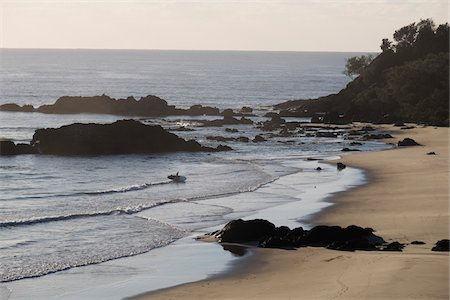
0,50 -> 387,298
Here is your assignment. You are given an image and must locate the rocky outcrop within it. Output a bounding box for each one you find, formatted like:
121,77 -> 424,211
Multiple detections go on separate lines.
0,119 -> 231,156
30,119 -> 232,155
204,219 -> 394,252
0,95 -> 225,117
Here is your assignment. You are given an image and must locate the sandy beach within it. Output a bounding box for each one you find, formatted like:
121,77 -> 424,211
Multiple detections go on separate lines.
135,125 -> 449,300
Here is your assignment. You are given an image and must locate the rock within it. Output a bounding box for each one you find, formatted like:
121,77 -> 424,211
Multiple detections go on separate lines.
30,119 -> 223,155
316,167 -> 322,171
341,148 -> 360,152
205,219 -> 388,252
432,239 -> 450,251
337,162 -> 346,170
349,142 -> 363,146
380,241 -> 405,251
214,219 -> 276,243
397,138 -> 420,147
215,145 -> 233,152
394,122 -> 405,127
1,95 -> 225,117
426,151 -> 436,155
237,136 -> 250,143
221,108 -> 235,117
240,106 -> 253,114
206,136 -> 234,142
201,116 -> 253,127
0,140 -> 37,155
411,240 -> 426,245
186,104 -> 220,116
253,135 -> 267,143
361,133 -> 393,140
400,126 -> 415,130
259,115 -> 286,131
170,126 -> 195,132
225,128 -> 239,133
316,131 -> 337,138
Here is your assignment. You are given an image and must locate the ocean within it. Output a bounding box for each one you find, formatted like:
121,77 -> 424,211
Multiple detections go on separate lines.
0,49 -> 388,299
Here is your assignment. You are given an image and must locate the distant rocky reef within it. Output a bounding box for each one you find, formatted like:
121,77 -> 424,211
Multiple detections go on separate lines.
0,94 -> 252,117
0,119 -> 231,156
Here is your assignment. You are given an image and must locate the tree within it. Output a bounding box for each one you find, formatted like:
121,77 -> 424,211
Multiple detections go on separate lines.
380,38 -> 393,52
343,54 -> 374,78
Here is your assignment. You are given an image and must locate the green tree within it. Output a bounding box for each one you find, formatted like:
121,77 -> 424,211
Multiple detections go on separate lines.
343,54 -> 374,78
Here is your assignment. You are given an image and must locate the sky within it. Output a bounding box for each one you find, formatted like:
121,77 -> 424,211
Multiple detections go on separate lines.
0,0 -> 448,52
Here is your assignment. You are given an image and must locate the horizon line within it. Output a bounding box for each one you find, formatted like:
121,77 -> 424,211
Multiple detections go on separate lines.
0,47 -> 380,54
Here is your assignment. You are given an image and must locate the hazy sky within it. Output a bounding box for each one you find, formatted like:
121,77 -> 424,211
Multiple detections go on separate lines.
0,0 -> 448,52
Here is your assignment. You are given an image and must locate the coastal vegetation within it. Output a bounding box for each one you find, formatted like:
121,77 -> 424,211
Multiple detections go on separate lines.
276,19 -> 449,126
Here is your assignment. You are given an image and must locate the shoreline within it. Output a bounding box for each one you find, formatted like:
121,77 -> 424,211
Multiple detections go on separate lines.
1,138 -> 369,299
135,124 -> 449,299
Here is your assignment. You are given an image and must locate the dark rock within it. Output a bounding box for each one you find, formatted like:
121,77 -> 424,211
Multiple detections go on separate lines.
225,128 -> 239,133
411,240 -> 426,245
426,151 -> 436,155
237,136 -> 250,143
253,135 -> 267,143
432,239 -> 450,251
0,140 -> 17,155
0,140 -> 37,155
350,142 -> 363,146
1,95 -> 225,117
394,122 -> 405,127
221,108 -> 235,117
316,131 -> 337,138
214,219 -> 276,243
186,104 -> 220,116
361,133 -> 393,140
206,219 -> 388,252
316,167 -> 322,171
400,126 -> 415,130
380,241 -> 405,251
337,162 -> 346,170
170,126 -> 195,132
398,138 -> 421,147
30,119 -> 222,155
206,136 -> 234,142
15,143 -> 38,154
240,106 -> 253,114
342,148 -> 360,152
259,115 -> 286,131
263,112 -> 280,118
214,145 -> 233,152
201,116 -> 253,127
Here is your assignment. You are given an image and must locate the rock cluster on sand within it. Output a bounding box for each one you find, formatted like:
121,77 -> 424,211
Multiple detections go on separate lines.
432,239 -> 450,251
1,120 -> 232,156
203,219 -> 395,252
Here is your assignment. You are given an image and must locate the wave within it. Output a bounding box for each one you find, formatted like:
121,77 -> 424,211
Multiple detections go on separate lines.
1,180 -> 172,201
0,198 -> 186,228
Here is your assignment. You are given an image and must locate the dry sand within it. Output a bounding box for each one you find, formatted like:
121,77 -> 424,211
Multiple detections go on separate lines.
135,125 -> 449,300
